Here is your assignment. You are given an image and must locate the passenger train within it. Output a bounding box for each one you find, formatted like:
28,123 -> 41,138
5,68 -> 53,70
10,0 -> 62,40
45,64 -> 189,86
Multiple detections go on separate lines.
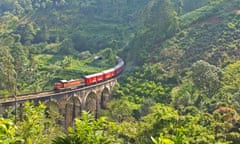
53,56 -> 124,91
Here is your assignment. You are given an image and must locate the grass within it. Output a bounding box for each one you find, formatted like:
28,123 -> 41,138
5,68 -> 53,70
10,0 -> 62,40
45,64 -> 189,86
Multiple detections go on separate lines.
34,53 -> 109,78
24,53 -> 109,91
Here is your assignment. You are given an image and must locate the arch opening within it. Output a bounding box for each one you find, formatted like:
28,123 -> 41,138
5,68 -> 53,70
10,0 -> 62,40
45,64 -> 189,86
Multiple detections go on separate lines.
85,92 -> 97,117
45,101 -> 61,124
65,96 -> 81,128
101,88 -> 110,109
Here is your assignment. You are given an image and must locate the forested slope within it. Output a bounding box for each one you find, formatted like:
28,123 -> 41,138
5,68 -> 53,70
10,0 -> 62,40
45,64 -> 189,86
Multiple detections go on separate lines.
0,0 -> 147,94
116,0 -> 240,143
1,0 -> 240,143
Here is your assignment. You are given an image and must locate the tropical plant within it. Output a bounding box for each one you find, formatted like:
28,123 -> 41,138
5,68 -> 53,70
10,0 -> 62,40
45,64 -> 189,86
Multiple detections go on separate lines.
52,111 -> 120,144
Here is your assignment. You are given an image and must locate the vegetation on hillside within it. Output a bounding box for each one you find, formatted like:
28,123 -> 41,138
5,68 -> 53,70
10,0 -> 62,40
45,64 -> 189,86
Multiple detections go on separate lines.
1,0 -> 240,143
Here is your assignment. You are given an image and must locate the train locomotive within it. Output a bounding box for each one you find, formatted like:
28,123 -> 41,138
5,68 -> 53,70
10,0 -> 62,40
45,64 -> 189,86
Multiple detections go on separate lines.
53,56 -> 124,91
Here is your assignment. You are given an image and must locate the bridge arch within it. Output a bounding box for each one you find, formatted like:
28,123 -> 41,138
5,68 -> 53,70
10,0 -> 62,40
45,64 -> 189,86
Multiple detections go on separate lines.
4,102 -> 24,119
85,91 -> 97,117
101,87 -> 111,109
65,94 -> 82,128
44,99 -> 60,119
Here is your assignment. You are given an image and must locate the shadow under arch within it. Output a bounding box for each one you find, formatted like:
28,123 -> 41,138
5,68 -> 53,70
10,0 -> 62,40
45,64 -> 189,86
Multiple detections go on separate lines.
85,91 -> 97,117
101,87 -> 110,109
65,95 -> 81,128
3,103 -> 24,120
44,100 -> 61,122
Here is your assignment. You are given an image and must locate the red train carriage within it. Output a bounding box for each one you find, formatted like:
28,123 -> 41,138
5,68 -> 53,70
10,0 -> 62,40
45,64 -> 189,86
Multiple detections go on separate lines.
114,60 -> 124,76
84,72 -> 104,86
103,68 -> 115,80
54,56 -> 124,91
96,72 -> 104,82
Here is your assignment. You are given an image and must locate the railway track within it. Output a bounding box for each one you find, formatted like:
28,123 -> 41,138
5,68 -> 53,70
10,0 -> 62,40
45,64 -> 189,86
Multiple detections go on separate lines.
0,90 -> 54,104
0,78 -> 116,104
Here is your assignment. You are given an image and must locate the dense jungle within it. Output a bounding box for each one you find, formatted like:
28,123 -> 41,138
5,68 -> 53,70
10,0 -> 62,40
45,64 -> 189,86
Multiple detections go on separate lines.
0,0 -> 240,143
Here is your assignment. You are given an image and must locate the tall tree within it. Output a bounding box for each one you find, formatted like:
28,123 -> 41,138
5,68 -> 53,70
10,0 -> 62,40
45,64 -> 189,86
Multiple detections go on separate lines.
34,24 -> 49,43
16,23 -> 36,45
0,46 -> 15,94
0,118 -> 23,143
16,101 -> 62,143
59,38 -> 76,55
144,0 -> 179,39
191,60 -> 221,98
137,104 -> 178,144
11,42 -> 29,73
52,111 -> 119,144
222,61 -> 240,95
221,61 -> 240,106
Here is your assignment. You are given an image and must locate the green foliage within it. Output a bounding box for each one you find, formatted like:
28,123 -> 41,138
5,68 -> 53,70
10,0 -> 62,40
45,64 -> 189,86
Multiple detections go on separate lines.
144,0 -> 179,39
180,0 -> 226,28
222,61 -> 240,95
0,118 -> 23,144
180,0 -> 211,13
124,0 -> 180,66
16,23 -> 37,45
0,45 -> 15,94
16,101 -> 62,144
0,102 -> 62,144
52,111 -> 119,144
90,48 -> 116,68
0,0 -> 145,92
157,3 -> 240,73
151,134 -> 174,144
191,60 -> 221,97
118,75 -> 167,104
117,63 -> 173,104
136,104 -> 179,143
34,24 -> 50,43
1,1 -> 240,143
171,80 -> 199,109
104,99 -> 140,122
59,39 -> 77,55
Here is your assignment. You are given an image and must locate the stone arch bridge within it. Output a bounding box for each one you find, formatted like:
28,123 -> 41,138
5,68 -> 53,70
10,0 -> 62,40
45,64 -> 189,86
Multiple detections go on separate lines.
0,79 -> 117,128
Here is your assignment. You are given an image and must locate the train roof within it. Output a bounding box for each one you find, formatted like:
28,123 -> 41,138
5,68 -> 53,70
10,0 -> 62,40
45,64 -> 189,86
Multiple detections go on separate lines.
114,61 -> 124,68
84,72 -> 103,78
59,79 -> 83,83
102,68 -> 115,73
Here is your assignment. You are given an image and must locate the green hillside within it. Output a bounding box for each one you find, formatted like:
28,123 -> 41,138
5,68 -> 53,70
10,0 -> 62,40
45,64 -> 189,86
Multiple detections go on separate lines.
1,0 -> 240,143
